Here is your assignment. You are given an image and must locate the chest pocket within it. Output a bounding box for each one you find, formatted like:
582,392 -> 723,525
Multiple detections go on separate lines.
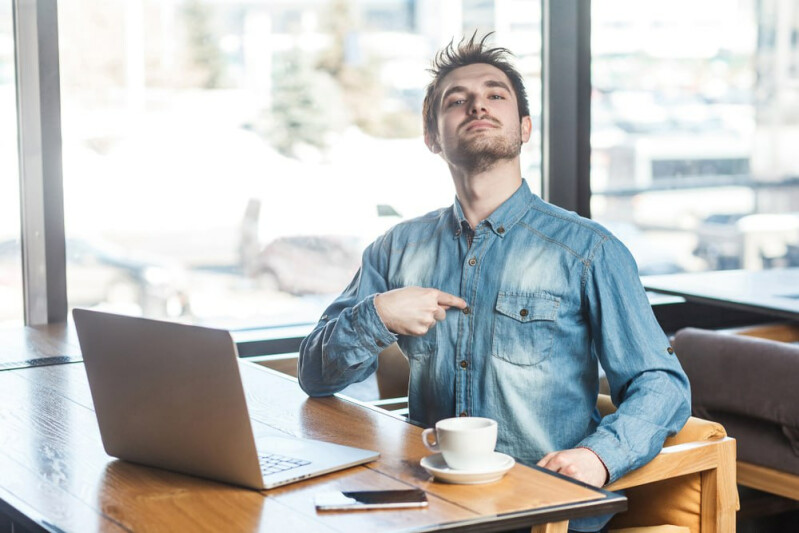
491,292 -> 560,366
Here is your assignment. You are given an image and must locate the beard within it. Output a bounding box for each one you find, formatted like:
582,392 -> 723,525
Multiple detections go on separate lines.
443,122 -> 523,173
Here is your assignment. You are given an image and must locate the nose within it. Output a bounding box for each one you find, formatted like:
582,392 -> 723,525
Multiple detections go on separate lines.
469,95 -> 487,115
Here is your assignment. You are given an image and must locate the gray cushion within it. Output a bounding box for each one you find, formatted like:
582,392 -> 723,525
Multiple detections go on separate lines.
673,327 -> 799,475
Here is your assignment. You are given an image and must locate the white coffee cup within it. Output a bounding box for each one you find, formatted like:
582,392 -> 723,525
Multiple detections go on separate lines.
421,417 -> 498,470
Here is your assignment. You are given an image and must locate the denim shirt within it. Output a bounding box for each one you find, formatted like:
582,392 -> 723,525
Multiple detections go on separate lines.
298,179 -> 690,486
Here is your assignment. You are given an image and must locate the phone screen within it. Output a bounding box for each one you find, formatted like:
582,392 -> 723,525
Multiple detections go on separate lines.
314,489 -> 428,511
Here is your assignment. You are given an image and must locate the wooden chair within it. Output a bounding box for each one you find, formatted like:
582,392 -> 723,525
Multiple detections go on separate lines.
599,394 -> 738,533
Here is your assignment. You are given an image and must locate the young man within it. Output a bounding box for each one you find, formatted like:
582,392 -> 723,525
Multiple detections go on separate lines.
298,34 -> 690,531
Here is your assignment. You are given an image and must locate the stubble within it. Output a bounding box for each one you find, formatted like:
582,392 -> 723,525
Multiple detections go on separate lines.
446,120 -> 523,173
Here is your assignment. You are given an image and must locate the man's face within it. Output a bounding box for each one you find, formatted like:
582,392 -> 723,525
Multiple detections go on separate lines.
427,63 -> 531,172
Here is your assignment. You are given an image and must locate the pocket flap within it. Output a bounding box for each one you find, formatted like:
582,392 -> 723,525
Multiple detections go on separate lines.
495,292 -> 559,322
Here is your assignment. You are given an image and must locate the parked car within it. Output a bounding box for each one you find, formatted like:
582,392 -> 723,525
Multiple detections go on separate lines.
694,213 -> 799,270
0,237 -> 190,317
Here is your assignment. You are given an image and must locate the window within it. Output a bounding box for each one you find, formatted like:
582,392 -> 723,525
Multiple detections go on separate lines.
58,0 -> 542,328
591,0 -> 799,274
0,0 -> 22,327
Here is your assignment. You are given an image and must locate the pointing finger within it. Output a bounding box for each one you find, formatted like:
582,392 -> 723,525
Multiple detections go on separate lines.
436,291 -> 468,309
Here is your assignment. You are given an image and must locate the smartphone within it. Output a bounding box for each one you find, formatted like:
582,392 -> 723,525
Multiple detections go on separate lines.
314,489 -> 428,511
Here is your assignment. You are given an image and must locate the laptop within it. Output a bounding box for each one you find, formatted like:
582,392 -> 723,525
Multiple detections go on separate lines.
72,308 -> 379,490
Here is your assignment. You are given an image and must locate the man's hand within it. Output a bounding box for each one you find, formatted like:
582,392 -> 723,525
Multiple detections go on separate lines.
375,287 -> 467,336
537,448 -> 609,487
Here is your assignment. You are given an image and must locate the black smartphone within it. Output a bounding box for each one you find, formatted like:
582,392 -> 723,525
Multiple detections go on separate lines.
314,489 -> 428,511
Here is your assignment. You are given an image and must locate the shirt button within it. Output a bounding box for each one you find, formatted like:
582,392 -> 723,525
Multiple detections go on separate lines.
468,257 -> 477,266
460,360 -> 468,369
667,346 -> 674,354
459,411 -> 468,417
497,226 -> 505,234
376,340 -> 385,348
520,308 -> 529,317
462,306 -> 471,315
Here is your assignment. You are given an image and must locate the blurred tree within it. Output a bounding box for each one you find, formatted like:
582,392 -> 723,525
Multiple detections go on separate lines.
250,0 -> 418,157
182,0 -> 225,88
264,48 -> 348,158
317,0 -> 418,138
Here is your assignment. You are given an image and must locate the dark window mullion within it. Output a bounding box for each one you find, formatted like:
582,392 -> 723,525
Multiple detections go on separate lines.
541,0 -> 592,217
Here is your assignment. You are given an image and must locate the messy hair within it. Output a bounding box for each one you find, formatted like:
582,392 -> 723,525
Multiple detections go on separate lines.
422,32 -> 530,141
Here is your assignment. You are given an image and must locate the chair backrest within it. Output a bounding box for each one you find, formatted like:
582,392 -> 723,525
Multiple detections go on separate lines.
672,327 -> 799,477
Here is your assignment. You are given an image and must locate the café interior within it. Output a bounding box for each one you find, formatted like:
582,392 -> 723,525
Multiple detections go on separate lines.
1,1 -> 798,532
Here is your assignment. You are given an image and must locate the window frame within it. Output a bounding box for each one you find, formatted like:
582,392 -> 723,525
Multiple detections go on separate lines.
13,0 -> 68,326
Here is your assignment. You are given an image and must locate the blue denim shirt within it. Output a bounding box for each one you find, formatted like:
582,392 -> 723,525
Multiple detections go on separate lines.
298,180 -> 690,486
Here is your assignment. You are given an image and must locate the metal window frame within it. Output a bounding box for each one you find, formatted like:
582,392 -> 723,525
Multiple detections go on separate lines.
11,1 -> 592,338
541,0 -> 592,217
13,0 -> 67,326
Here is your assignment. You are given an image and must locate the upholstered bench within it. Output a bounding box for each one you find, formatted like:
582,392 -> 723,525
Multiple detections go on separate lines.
672,327 -> 799,502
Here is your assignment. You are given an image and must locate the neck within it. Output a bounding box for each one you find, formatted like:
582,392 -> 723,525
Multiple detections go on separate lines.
450,158 -> 523,229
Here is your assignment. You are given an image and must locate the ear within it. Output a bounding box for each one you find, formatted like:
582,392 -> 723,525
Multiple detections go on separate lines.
424,131 -> 442,154
520,116 -> 532,143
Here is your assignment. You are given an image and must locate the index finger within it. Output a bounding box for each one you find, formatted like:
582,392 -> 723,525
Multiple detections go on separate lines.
537,452 -> 557,467
436,291 -> 468,309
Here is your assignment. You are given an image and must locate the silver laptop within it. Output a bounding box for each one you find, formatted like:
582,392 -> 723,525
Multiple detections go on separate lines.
73,308 -> 379,490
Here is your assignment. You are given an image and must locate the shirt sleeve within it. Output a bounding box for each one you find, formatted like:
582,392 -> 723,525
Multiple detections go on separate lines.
297,237 -> 398,397
576,235 -> 691,484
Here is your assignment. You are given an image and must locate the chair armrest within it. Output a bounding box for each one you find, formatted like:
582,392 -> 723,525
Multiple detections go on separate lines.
738,461 -> 799,500
606,437 -> 734,491
726,322 -> 799,343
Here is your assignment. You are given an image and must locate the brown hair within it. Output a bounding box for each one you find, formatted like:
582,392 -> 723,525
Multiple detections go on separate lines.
422,32 -> 530,142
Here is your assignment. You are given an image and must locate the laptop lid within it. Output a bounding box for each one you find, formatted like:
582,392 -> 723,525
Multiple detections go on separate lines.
73,308 -> 378,490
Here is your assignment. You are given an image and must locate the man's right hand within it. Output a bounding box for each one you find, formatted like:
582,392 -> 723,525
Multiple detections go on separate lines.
374,287 -> 468,336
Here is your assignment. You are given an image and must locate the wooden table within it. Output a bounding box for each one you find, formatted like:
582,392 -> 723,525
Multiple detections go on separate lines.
0,325 -> 625,532
642,267 -> 799,321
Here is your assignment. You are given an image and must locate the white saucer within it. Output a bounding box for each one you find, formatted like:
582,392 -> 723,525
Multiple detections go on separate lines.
420,452 -> 515,484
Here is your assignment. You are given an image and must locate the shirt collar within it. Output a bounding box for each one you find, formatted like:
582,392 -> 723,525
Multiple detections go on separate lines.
450,179 -> 534,238
451,197 -> 468,238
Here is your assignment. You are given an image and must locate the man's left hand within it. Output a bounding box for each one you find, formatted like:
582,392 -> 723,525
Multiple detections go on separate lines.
536,448 -> 608,487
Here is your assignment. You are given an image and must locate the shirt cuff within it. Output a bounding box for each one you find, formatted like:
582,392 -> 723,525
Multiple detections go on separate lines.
354,294 -> 397,352
575,432 -> 630,485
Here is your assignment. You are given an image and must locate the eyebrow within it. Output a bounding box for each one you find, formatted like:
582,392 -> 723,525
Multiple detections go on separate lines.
440,80 -> 513,103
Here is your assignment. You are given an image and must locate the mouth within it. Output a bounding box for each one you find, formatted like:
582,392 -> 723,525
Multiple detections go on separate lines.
463,119 -> 499,132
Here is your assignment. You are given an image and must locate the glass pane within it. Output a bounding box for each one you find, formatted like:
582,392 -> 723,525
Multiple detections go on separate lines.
0,0 -> 23,327
591,0 -> 799,274
59,0 -> 542,328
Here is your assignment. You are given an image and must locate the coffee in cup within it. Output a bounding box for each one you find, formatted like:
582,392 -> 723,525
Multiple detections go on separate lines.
421,417 -> 497,470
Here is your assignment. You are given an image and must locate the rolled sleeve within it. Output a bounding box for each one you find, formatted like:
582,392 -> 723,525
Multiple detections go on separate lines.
353,294 -> 397,352
576,433 -> 629,485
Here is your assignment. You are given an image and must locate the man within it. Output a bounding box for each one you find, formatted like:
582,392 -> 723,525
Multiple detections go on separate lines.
298,34 -> 690,531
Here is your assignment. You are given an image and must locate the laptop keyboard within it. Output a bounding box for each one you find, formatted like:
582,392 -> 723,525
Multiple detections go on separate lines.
259,452 -> 311,476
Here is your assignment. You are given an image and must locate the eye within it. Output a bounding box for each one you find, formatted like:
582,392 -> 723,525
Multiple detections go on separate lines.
489,94 -> 505,100
447,99 -> 466,107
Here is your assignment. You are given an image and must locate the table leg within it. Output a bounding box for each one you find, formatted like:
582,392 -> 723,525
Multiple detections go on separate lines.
530,520 -> 568,533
